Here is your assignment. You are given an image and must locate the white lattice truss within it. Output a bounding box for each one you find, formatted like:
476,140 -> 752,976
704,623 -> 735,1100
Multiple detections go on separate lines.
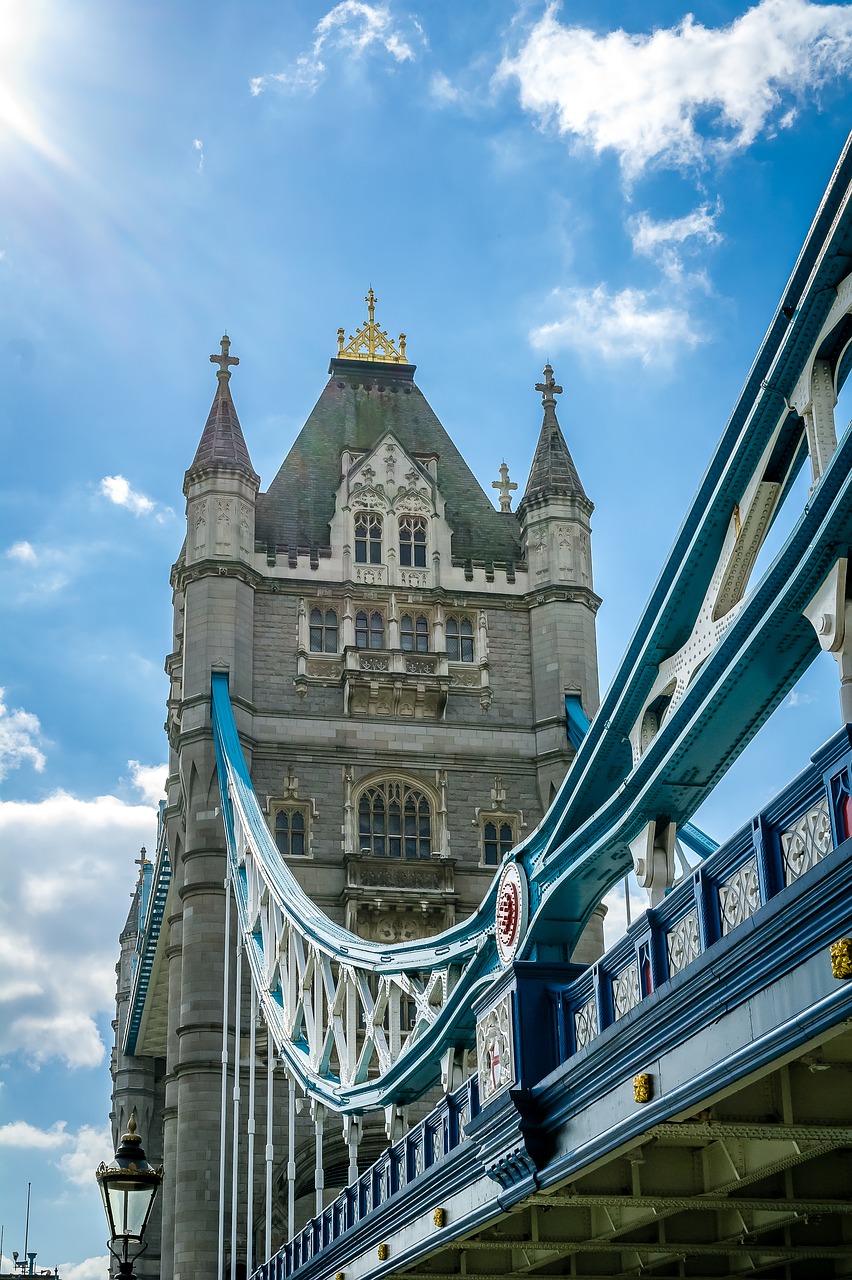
216,716 -> 496,1113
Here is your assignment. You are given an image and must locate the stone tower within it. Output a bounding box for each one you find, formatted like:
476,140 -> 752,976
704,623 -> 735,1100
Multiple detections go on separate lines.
111,298 -> 602,1280
518,363 -> 600,807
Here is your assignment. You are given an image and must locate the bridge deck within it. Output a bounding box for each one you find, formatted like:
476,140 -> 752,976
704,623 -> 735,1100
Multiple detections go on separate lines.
257,727 -> 852,1279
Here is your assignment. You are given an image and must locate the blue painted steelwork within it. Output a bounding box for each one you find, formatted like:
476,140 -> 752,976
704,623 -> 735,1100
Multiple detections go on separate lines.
254,724 -> 852,1280
565,694 -> 718,856
679,821 -> 718,858
124,802 -> 172,1056
564,692 -> 590,750
211,134 -> 852,1110
265,1077 -> 480,1280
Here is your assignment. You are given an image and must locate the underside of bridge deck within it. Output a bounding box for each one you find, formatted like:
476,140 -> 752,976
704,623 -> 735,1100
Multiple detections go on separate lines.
389,1029 -> 852,1279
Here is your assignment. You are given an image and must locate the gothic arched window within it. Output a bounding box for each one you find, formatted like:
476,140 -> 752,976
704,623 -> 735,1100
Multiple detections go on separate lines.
309,607 -> 339,653
400,614 -> 429,653
399,516 -> 427,567
482,819 -> 515,866
358,780 -> 432,859
355,609 -> 385,649
446,615 -> 475,662
354,512 -> 383,564
275,807 -> 307,857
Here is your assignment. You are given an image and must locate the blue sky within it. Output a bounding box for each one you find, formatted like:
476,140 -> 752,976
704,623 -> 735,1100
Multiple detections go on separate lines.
1,0 -> 852,1272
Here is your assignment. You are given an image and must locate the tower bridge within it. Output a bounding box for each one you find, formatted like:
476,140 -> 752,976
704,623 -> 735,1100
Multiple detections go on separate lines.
113,133 -> 852,1280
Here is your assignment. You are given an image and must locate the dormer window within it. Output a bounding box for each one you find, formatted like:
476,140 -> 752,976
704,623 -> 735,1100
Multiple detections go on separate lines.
356,609 -> 385,649
401,614 -> 429,653
355,512 -> 383,564
399,516 -> 427,567
446,615 -> 475,662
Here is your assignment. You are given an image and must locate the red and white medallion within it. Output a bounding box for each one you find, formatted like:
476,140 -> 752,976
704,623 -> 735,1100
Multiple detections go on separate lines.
495,860 -> 528,965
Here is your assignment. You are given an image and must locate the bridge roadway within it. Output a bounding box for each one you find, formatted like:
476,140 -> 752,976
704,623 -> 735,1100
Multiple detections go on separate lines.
257,727 -> 852,1280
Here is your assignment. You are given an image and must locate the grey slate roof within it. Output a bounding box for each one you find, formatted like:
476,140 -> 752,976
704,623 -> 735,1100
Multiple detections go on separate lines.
255,359 -> 521,566
520,401 -> 588,507
186,375 -> 259,481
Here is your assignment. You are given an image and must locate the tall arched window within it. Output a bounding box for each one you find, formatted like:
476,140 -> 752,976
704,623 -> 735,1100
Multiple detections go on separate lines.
400,614 -> 429,653
446,615 -> 475,662
355,512 -> 383,564
356,609 -> 385,649
358,780 -> 432,859
309,607 -> 339,653
399,516 -> 427,567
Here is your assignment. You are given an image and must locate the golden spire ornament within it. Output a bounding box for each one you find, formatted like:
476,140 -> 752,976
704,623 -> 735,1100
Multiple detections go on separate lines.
336,288 -> 408,363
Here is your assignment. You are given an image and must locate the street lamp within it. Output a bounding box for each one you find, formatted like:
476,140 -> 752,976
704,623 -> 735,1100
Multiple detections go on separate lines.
96,1114 -> 163,1280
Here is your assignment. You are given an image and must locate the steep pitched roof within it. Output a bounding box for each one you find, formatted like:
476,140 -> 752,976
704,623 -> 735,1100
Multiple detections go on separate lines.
255,359 -> 521,566
185,337 -> 259,484
520,364 -> 588,507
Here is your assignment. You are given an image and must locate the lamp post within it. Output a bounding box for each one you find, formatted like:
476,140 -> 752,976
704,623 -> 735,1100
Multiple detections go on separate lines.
95,1114 -> 163,1280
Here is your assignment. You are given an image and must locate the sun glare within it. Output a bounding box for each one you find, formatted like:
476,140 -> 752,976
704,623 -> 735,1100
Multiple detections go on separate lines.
0,1 -> 70,169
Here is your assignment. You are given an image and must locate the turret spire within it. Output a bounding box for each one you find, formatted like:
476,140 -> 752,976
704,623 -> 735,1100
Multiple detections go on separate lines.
185,335 -> 258,482
520,363 -> 588,507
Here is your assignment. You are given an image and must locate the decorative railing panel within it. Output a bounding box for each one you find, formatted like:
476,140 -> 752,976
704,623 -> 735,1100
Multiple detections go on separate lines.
781,795 -> 832,885
718,856 -> 761,936
259,1076 -> 480,1280
666,908 -> 700,976
549,733 -> 852,1067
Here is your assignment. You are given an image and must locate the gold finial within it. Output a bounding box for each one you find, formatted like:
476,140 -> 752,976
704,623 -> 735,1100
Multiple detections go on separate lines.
336,289 -> 408,364
122,1111 -> 141,1144
135,847 -> 149,883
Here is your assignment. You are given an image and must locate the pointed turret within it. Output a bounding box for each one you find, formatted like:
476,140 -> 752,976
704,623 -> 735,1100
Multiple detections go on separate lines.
185,336 -> 259,484
182,335 -> 260,567
519,364 -> 587,508
519,363 -> 601,803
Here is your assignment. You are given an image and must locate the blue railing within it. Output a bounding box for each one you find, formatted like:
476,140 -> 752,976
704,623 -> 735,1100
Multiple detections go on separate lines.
125,801 -> 171,1055
253,726 -> 852,1279
256,1075 -> 480,1280
550,725 -> 852,1064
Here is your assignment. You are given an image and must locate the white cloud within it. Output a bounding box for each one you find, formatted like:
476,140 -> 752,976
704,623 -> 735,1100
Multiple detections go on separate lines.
7,539 -> 37,563
0,789 -> 157,1067
629,202 -> 722,286
127,759 -> 167,805
98,476 -> 173,524
0,688 -> 46,779
58,1124 -> 113,1186
530,283 -> 704,366
787,689 -> 815,707
99,475 -> 155,516
193,137 -> 204,172
0,1119 -> 111,1183
251,2 -> 420,96
0,1119 -> 68,1148
631,204 -> 722,257
501,0 -> 852,178
429,71 -> 463,105
57,1258 -> 109,1280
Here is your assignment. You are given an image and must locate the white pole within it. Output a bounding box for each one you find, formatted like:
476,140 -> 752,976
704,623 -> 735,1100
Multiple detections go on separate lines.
246,984 -> 257,1279
265,1029 -> 274,1262
313,1103 -> 325,1218
217,875 -> 232,1280
287,1074 -> 296,1241
230,942 -> 243,1278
